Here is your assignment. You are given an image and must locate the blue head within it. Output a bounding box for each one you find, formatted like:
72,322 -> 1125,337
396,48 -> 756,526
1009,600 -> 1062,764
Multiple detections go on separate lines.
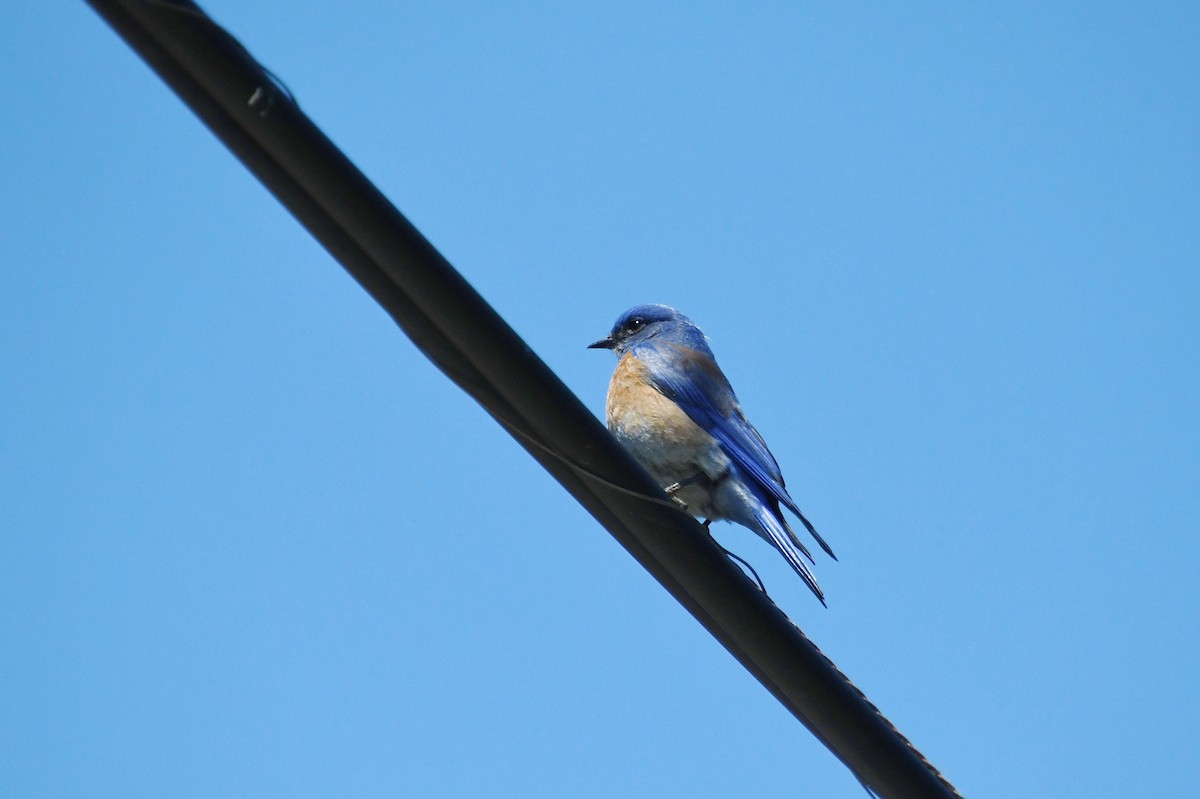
588,304 -> 709,357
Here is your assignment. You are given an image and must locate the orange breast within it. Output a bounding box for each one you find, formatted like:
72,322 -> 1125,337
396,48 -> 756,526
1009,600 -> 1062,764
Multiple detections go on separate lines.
606,353 -> 715,462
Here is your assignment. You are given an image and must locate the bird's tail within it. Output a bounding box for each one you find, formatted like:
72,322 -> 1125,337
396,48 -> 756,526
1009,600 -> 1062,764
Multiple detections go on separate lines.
749,500 -> 826,606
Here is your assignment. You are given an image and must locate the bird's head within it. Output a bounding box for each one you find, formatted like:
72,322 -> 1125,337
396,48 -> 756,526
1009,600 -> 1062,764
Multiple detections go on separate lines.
588,304 -> 700,356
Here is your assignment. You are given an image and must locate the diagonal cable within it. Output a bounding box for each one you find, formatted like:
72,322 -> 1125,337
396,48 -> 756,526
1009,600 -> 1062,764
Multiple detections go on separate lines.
83,2 -> 962,797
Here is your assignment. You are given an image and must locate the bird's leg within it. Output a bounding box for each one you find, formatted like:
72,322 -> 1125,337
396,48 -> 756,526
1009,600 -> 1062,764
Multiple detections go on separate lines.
663,472 -> 705,511
663,472 -> 704,495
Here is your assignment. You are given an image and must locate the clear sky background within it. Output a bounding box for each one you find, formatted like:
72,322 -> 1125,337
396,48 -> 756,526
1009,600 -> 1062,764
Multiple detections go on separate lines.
3,3 -> 1197,797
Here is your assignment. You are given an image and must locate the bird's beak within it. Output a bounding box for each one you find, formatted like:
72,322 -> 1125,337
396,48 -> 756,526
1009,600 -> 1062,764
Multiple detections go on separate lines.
587,336 -> 616,350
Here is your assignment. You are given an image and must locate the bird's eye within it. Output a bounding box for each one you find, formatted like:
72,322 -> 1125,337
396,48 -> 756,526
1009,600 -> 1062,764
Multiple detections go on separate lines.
628,318 -> 645,331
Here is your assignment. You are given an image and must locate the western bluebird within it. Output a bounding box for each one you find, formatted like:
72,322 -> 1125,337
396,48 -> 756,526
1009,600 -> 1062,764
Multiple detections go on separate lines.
590,304 -> 835,604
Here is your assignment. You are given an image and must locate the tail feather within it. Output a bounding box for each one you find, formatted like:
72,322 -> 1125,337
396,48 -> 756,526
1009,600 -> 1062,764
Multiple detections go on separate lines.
796,508 -> 837,561
751,503 -> 826,606
777,506 -> 816,565
779,496 -> 837,561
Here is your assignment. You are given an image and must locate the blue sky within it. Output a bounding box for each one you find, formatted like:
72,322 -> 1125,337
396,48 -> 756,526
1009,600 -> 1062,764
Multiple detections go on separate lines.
3,3 -> 1198,797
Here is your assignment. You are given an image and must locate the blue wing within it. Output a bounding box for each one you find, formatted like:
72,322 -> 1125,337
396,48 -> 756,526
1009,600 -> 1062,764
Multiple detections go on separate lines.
641,342 -> 836,561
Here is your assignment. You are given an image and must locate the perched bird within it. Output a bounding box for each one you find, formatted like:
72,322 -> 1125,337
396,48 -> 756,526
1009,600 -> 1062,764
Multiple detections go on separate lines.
589,304 -> 835,604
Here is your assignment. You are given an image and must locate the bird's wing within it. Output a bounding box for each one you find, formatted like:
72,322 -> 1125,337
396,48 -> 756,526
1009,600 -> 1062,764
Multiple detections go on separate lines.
645,343 -> 836,560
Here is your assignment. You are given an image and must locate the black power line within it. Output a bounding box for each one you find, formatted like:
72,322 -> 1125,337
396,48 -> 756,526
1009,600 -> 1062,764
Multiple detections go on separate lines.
83,2 -> 962,797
